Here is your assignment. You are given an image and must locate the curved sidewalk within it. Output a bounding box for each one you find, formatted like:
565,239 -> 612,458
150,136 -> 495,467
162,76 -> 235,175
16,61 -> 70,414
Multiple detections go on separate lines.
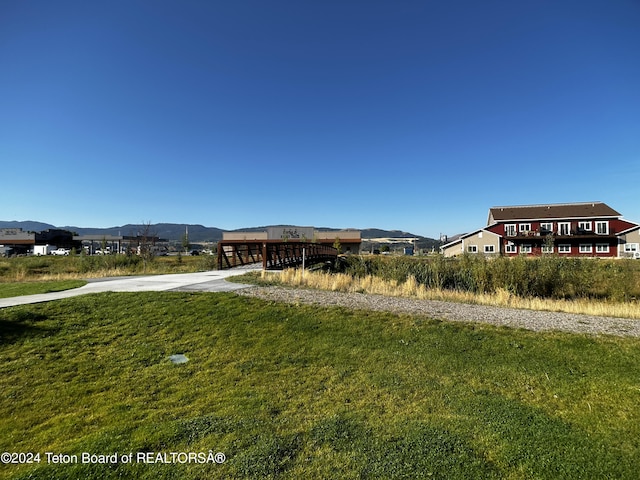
0,267 -> 260,308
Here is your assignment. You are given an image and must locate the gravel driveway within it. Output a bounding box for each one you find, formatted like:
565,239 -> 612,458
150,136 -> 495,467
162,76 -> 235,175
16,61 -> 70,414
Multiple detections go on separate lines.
237,285 -> 640,338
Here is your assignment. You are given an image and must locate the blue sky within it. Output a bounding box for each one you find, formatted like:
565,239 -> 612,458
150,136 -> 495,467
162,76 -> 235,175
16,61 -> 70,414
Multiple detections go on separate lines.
1,1 -> 638,238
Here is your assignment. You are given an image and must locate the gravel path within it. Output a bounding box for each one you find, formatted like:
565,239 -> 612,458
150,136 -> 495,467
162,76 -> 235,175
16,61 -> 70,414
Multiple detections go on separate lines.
236,285 -> 640,338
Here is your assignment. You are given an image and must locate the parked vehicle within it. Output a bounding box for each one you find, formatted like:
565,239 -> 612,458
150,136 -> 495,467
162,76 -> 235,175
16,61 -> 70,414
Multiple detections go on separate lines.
51,248 -> 71,256
34,245 -> 57,256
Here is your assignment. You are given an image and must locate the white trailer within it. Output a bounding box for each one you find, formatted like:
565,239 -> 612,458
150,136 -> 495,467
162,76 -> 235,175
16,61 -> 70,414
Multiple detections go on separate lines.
34,244 -> 56,256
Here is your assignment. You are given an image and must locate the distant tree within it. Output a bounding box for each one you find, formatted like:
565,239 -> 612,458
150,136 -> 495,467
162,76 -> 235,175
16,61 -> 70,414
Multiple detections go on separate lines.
138,221 -> 156,272
182,229 -> 190,253
333,237 -> 342,254
543,234 -> 555,254
381,245 -> 390,253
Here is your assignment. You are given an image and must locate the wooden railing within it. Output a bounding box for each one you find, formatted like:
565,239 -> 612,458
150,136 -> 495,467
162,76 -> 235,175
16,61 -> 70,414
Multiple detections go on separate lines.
217,240 -> 338,270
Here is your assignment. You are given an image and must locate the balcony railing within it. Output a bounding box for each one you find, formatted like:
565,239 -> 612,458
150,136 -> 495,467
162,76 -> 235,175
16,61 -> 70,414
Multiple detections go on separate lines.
505,229 -> 613,238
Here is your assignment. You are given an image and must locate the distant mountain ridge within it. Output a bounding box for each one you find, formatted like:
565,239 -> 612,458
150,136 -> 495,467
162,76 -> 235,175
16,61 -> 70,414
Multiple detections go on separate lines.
0,221 -> 437,245
0,221 -> 57,233
0,221 -> 226,243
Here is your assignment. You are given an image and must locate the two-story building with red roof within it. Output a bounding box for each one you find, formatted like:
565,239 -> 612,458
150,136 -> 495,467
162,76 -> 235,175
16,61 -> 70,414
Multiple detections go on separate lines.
441,202 -> 640,258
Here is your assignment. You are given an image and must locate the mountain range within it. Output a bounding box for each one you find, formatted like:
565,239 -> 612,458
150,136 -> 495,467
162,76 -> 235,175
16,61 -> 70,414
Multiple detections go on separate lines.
0,221 -> 441,248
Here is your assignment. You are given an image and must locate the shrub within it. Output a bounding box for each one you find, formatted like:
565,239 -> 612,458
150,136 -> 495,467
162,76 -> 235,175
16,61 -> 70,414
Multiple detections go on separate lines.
79,254 -> 142,273
338,255 -> 640,302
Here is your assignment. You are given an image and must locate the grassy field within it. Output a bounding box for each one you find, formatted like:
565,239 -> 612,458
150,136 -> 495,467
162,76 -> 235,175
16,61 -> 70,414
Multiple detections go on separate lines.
0,280 -> 87,299
240,268 -> 640,319
1,291 -> 640,479
0,255 -> 216,282
338,254 -> 640,302
0,254 -> 215,299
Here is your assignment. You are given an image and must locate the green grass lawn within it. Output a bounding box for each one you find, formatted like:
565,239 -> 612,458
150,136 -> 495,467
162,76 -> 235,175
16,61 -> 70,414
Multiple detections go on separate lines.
0,255 -> 216,283
0,280 -> 86,298
1,292 -> 639,479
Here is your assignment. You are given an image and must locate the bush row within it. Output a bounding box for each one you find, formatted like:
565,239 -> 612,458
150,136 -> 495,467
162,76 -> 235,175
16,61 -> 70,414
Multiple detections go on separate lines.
338,255 -> 640,301
0,253 -> 218,280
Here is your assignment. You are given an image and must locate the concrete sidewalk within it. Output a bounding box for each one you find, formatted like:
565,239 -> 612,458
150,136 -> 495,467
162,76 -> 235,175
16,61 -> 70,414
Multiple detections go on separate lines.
0,267 -> 261,308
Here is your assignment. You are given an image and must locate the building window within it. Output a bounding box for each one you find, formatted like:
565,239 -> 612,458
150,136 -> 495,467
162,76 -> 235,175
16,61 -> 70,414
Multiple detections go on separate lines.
558,222 -> 570,236
519,224 -> 531,234
595,244 -> 610,253
579,244 -> 593,253
542,245 -> 554,254
505,224 -> 516,236
558,244 -> 571,254
578,221 -> 592,232
540,222 -> 553,234
595,221 -> 609,235
505,243 -> 517,253
484,245 -> 495,253
467,245 -> 478,253
624,243 -> 638,252
520,244 -> 532,254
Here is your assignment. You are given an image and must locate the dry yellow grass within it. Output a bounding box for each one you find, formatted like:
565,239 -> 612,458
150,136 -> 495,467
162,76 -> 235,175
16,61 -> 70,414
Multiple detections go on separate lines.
263,269 -> 640,320
37,269 -> 133,281
5,269 -> 133,282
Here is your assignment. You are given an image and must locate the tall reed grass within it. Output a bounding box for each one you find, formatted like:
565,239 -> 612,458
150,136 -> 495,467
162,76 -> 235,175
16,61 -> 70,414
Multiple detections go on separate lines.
338,254 -> 640,301
0,254 -> 216,282
262,264 -> 640,319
